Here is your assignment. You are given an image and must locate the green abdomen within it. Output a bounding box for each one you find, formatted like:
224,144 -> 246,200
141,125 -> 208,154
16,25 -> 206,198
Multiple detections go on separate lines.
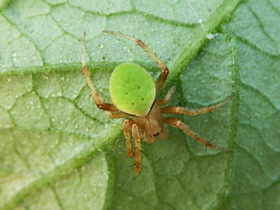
109,63 -> 156,116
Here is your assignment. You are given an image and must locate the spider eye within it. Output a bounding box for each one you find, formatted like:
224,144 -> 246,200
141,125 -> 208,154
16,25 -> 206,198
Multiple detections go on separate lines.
153,132 -> 160,137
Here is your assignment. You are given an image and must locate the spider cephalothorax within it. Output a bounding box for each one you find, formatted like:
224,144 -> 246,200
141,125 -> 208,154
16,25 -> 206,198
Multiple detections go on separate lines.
82,31 -> 231,174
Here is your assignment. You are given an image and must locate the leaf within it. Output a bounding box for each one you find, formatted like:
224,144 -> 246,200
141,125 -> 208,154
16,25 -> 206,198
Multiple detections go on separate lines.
0,0 -> 279,210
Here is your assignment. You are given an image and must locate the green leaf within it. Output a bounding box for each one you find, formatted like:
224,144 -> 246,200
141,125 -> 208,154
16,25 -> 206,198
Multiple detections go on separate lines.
1,0 -> 279,210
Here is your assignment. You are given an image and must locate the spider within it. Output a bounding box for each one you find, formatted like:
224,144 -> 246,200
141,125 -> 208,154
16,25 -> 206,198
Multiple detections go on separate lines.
82,30 -> 232,174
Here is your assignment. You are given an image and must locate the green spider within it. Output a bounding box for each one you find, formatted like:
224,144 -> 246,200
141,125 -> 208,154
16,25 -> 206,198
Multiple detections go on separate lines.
82,30 -> 231,174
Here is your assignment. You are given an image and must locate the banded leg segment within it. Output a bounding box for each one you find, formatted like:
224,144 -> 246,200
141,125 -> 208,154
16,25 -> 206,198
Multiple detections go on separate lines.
123,119 -> 135,157
103,30 -> 169,90
132,124 -> 142,174
82,32 -> 118,111
163,117 -> 231,152
156,86 -> 176,106
161,95 -> 233,116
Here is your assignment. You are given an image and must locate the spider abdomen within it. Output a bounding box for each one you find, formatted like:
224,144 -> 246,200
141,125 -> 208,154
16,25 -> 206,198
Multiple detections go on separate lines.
109,62 -> 156,116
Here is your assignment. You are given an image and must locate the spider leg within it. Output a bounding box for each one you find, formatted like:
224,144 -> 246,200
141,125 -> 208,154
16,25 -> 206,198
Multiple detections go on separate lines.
163,117 -> 231,153
82,31 -> 118,111
156,86 -> 176,106
107,111 -> 132,119
161,95 -> 233,116
123,119 -> 135,157
103,30 -> 169,90
132,124 -> 142,173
